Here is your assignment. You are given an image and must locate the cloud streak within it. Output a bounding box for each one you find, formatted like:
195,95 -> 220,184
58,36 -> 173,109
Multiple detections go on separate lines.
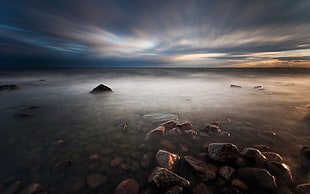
0,0 -> 310,67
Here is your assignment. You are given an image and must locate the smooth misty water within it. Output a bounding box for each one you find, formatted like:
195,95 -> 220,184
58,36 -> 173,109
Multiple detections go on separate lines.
0,68 -> 309,193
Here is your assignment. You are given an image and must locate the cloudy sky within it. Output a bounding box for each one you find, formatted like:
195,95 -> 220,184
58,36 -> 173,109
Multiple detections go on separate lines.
1,0 -> 310,68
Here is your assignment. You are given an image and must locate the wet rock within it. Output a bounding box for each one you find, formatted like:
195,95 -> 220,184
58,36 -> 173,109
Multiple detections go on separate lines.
165,128 -> 182,136
184,130 -> 198,136
89,154 -> 100,161
184,156 -> 218,180
55,159 -> 72,169
202,123 -> 221,133
241,148 -> 266,163
0,85 -> 19,90
114,179 -> 139,194
192,183 -> 212,194
111,157 -> 123,167
230,84 -> 242,88
160,120 -> 177,130
262,152 -> 283,162
141,154 -> 153,169
265,161 -> 294,183
145,126 -> 165,140
238,167 -> 277,190
2,180 -> 21,194
19,183 -> 47,194
176,121 -> 193,130
252,144 -> 270,151
51,139 -> 65,146
148,167 -> 190,188
156,150 -> 180,170
295,183 -> 310,194
164,185 -> 183,194
90,84 -> 113,93
219,166 -> 235,181
254,86 -> 264,89
208,143 -> 239,162
298,145 -> 310,158
86,174 -> 107,189
231,178 -> 248,191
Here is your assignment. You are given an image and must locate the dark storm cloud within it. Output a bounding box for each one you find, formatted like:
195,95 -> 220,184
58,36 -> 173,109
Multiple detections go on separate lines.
0,0 -> 309,67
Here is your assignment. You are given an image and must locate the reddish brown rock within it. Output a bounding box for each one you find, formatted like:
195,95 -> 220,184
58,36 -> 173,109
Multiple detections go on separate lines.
148,167 -> 190,188
192,183 -> 212,194
265,161 -> 294,184
176,121 -> 193,130
114,179 -> 139,194
241,148 -> 266,162
202,123 -> 221,133
145,126 -> 165,140
164,185 -> 183,194
156,150 -> 180,170
184,156 -> 218,180
19,183 -> 47,194
208,143 -> 239,162
111,157 -> 123,167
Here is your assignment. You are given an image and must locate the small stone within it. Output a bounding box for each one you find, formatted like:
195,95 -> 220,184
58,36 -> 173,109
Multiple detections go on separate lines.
120,163 -> 131,170
131,152 -> 141,159
141,153 -> 153,169
295,183 -> 310,194
208,143 -> 239,162
111,157 -> 123,167
90,84 -> 112,93
238,167 -> 277,190
114,179 -> 139,194
138,144 -> 147,150
156,150 -> 180,170
145,126 -> 165,140
219,166 -> 235,180
184,156 -> 218,180
176,121 -> 193,130
262,152 -> 283,162
192,183 -> 212,194
202,123 -> 221,133
66,176 -> 85,192
87,174 -> 107,189
164,185 -> 183,194
241,148 -> 266,162
184,130 -> 198,136
160,120 -> 177,130
2,180 -> 22,194
254,86 -> 263,89
89,154 -> 100,161
55,159 -> 72,169
148,167 -> 190,188
166,128 -> 182,136
230,84 -> 242,88
231,178 -> 248,191
217,186 -> 241,194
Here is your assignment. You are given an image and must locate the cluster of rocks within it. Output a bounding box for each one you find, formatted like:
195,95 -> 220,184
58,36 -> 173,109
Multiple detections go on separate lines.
112,142 -> 310,194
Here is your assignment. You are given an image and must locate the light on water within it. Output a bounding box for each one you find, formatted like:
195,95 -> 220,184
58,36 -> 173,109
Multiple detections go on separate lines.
0,68 -> 309,193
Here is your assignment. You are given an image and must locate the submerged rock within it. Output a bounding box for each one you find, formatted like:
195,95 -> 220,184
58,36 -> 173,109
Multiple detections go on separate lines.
87,174 -> 107,189
2,180 -> 21,194
265,161 -> 294,184
165,128 -> 182,137
156,150 -> 180,170
164,186 -> 183,194
110,157 -> 123,167
0,85 -> 19,90
202,123 -> 221,133
148,167 -> 190,188
55,159 -> 72,169
141,153 -> 153,169
19,183 -> 47,194
145,126 -> 165,140
18,106 -> 38,110
90,84 -> 113,93
115,179 -> 139,194
262,152 -> 283,162
238,167 -> 277,190
192,183 -> 212,194
208,143 -> 239,162
184,156 -> 218,180
219,166 -> 235,181
160,120 -> 177,130
295,183 -> 310,194
231,178 -> 248,191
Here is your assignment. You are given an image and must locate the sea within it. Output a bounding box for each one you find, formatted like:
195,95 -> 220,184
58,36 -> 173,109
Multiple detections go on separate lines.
0,68 -> 309,193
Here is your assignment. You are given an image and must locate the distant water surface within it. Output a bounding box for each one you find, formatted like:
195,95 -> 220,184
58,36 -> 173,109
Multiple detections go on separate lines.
0,68 -> 309,193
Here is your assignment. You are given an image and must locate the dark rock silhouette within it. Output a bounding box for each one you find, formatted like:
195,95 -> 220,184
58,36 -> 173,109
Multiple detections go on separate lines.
90,84 -> 112,93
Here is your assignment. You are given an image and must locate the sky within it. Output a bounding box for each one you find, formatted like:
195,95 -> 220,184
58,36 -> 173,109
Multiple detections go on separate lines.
0,0 -> 310,68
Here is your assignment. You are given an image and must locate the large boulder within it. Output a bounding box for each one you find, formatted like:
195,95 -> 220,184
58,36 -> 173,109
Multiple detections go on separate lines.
184,156 -> 218,180
90,84 -> 112,93
148,167 -> 190,188
238,167 -> 277,190
208,143 -> 239,162
114,179 -> 139,194
156,150 -> 180,170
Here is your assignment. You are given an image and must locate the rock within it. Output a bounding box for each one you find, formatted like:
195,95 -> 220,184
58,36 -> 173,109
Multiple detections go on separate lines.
51,139 -> 65,146
219,166 -> 235,180
141,153 -> 153,169
176,121 -> 193,130
0,85 -> 19,90
265,161 -> 294,183
230,84 -> 242,88
254,86 -> 263,89
89,154 -> 100,161
184,130 -> 198,136
252,144 -> 270,151
298,145 -> 310,158
160,120 -> 177,130
184,156 -> 218,180
120,163 -> 131,170
241,148 -> 266,163
295,183 -> 310,194
2,180 -> 21,194
165,128 -> 182,136
238,167 -> 277,190
164,186 -> 183,194
262,152 -> 283,162
217,186 -> 241,194
208,143 -> 239,162
145,126 -> 165,140
90,84 -> 112,93
148,167 -> 190,188
192,183 -> 212,194
202,123 -> 221,133
114,179 -> 139,194
19,183 -> 46,194
111,157 -> 123,167
156,150 -> 180,170
87,174 -> 107,189
55,159 -> 72,169
231,178 -> 248,191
